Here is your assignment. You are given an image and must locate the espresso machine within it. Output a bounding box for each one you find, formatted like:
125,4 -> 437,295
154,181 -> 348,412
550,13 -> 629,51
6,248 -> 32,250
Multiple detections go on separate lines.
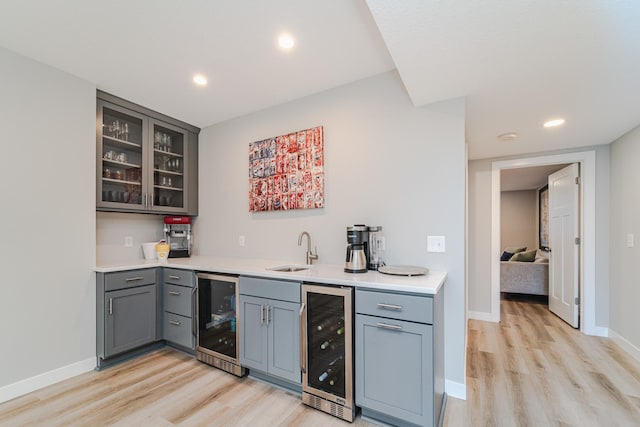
164,216 -> 192,258
345,225 -> 368,273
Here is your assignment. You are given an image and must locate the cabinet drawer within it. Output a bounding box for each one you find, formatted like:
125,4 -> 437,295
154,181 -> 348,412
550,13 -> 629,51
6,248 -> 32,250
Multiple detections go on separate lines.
164,268 -> 194,287
356,289 -> 433,324
164,283 -> 194,317
105,268 -> 156,291
164,312 -> 194,349
239,276 -> 300,303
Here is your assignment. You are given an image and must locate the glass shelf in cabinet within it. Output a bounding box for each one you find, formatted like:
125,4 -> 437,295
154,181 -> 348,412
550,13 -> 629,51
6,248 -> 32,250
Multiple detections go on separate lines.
154,168 -> 183,176
102,177 -> 142,186
153,148 -> 183,158
103,135 -> 141,149
154,185 -> 183,191
103,158 -> 141,169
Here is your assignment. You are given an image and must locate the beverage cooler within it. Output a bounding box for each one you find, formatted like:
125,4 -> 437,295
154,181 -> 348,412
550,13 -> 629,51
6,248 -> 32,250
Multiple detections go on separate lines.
301,284 -> 355,422
195,273 -> 246,377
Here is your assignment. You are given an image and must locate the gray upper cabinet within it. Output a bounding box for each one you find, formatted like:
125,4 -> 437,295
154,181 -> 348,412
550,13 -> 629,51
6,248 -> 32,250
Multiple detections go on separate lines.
97,91 -> 199,215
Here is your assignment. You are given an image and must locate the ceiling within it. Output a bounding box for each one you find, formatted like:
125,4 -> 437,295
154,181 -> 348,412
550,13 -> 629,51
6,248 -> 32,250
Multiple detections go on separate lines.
1,1 -> 639,160
501,164 -> 569,192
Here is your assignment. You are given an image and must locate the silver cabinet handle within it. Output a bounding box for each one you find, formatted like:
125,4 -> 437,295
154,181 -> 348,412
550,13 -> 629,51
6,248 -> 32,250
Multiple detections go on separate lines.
299,302 -> 306,374
125,276 -> 145,282
169,275 -> 180,280
168,291 -> 181,296
109,298 -> 113,315
376,322 -> 402,331
260,304 -> 265,325
169,320 -> 181,326
266,305 -> 271,324
377,303 -> 403,311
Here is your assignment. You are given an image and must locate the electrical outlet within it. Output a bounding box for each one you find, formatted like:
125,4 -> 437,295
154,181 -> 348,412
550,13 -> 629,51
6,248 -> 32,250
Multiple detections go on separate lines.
627,233 -> 634,248
427,235 -> 445,253
239,235 -> 245,247
124,236 -> 133,248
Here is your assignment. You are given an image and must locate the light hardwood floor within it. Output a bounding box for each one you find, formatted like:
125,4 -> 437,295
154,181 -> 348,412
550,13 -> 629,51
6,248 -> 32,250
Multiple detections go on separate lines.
444,296 -> 640,426
2,298 -> 640,426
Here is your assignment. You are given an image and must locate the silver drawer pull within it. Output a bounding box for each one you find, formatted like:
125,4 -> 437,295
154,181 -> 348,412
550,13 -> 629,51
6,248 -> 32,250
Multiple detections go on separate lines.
169,275 -> 180,280
169,320 -> 181,326
125,276 -> 144,282
376,322 -> 402,331
377,303 -> 403,311
168,291 -> 181,296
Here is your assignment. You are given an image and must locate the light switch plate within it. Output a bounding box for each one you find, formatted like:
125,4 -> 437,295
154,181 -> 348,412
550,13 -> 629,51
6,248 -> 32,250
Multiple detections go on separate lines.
627,233 -> 634,248
427,235 -> 445,253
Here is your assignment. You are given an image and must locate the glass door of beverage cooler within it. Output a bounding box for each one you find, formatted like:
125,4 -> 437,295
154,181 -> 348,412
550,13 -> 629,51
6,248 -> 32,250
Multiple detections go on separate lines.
301,284 -> 354,421
196,273 -> 240,366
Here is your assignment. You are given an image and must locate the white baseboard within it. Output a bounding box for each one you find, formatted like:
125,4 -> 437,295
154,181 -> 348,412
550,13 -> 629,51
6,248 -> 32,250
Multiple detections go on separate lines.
445,379 -> 466,400
585,325 -> 609,337
468,310 -> 493,322
0,357 -> 96,404
609,329 -> 640,363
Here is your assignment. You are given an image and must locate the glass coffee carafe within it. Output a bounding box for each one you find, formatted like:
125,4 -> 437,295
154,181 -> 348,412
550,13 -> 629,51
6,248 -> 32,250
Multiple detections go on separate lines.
368,226 -> 385,271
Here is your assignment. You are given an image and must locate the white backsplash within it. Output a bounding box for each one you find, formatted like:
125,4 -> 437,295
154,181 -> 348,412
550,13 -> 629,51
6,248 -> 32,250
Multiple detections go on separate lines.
96,212 -> 165,263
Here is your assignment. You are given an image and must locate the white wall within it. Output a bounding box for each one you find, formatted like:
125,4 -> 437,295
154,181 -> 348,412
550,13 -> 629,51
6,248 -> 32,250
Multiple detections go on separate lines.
500,190 -> 537,252
468,145 -> 610,324
96,212 -> 165,264
196,71 -> 468,388
0,48 -> 96,394
610,125 -> 640,354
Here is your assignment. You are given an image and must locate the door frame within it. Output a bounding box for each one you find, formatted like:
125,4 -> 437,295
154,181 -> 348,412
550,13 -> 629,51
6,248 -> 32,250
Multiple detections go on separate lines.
490,150 -> 601,336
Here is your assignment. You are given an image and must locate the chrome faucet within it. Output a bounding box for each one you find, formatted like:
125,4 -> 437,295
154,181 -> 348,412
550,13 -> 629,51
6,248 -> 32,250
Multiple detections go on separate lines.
298,231 -> 318,265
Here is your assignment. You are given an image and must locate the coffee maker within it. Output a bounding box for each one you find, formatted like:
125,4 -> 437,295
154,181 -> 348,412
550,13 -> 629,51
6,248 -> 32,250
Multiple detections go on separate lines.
164,216 -> 192,258
345,225 -> 369,273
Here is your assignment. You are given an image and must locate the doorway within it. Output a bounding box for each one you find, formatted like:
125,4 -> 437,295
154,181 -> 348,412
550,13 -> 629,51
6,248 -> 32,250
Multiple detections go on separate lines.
490,151 -> 599,335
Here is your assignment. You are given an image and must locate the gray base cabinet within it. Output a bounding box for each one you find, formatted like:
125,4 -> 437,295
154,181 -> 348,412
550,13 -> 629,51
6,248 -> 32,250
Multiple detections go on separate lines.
162,268 -> 196,350
239,277 -> 301,385
97,268 -> 160,365
355,288 -> 445,427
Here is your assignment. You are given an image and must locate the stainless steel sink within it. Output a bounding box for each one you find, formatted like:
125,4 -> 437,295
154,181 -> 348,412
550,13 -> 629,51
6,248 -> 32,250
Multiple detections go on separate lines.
267,264 -> 311,272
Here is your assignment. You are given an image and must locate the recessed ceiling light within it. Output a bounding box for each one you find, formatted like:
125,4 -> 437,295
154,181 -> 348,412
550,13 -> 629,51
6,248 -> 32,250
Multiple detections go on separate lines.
543,118 -> 565,128
278,33 -> 295,50
498,132 -> 518,142
193,74 -> 208,86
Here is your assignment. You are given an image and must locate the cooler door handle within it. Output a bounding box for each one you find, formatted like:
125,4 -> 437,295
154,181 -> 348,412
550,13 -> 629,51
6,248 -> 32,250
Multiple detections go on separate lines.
299,302 -> 306,374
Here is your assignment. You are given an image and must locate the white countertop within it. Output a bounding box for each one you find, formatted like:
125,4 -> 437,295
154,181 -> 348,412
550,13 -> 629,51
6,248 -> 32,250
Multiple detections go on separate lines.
95,256 -> 446,295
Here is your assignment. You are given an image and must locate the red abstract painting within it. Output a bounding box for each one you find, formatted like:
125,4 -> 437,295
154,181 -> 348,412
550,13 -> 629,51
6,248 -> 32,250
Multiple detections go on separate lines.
249,126 -> 324,212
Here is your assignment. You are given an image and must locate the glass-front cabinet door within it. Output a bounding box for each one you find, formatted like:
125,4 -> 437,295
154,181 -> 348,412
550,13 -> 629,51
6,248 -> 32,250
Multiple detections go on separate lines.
150,119 -> 188,213
97,96 -> 195,214
97,101 -> 148,211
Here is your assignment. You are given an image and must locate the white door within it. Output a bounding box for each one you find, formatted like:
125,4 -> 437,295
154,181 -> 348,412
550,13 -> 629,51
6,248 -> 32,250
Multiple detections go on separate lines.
548,163 -> 580,328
